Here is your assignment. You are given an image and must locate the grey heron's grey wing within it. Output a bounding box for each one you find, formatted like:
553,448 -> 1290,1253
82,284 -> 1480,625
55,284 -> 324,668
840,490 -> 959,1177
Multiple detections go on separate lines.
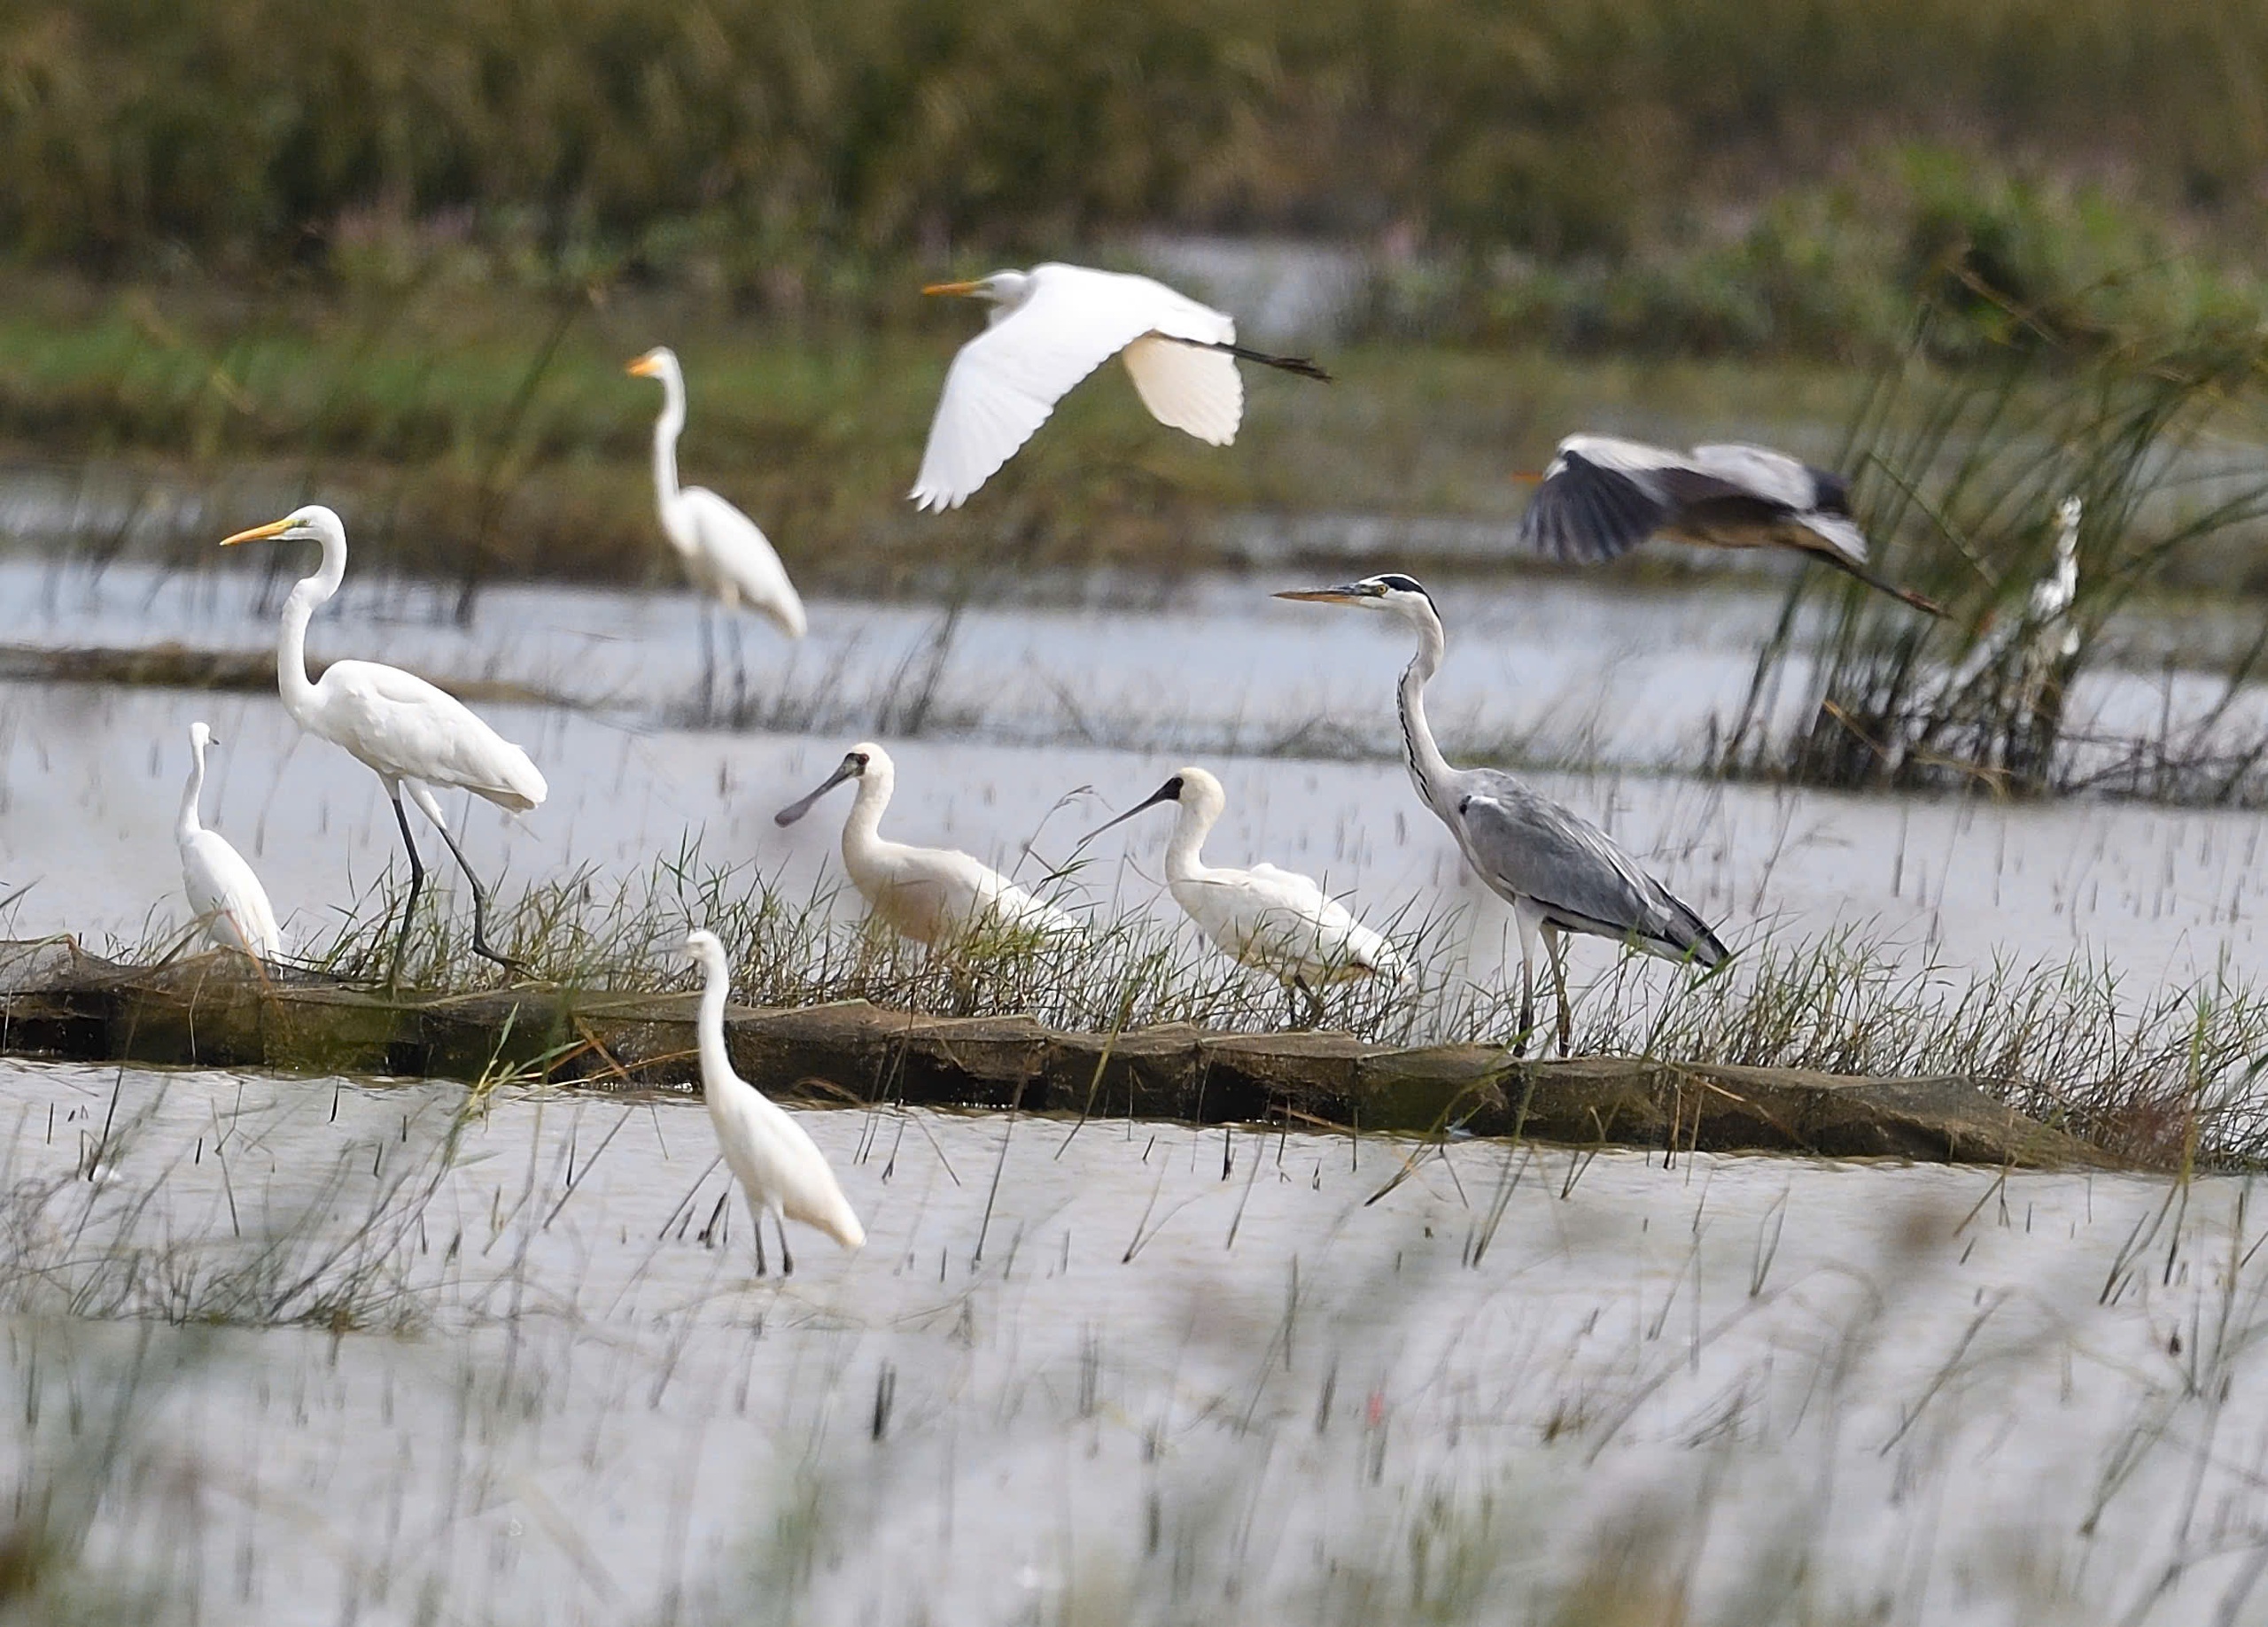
1687,444 -> 1826,510
1456,776 -> 1728,965
1514,451 -> 1678,562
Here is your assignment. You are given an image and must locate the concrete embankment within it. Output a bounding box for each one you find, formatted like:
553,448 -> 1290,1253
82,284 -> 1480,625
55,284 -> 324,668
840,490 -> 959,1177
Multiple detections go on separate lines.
0,940 -> 2115,1168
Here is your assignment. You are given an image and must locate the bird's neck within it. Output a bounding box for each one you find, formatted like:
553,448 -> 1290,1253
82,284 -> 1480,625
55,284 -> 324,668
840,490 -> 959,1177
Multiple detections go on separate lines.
695,952 -> 738,1097
840,771 -> 894,871
1396,610 -> 1458,815
176,746 -> 206,844
1163,800 -> 1217,885
276,536 -> 345,726
651,377 -> 686,510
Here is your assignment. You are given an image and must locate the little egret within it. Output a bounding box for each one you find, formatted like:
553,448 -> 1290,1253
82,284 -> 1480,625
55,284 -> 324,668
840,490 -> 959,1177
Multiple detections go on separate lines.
177,721 -> 283,962
774,742 -> 1081,946
1276,574 -> 1727,1056
1516,434 -> 1945,615
1080,764 -> 1406,1026
683,928 -> 865,1274
911,263 -> 1330,511
221,506 -> 547,982
626,347 -> 805,713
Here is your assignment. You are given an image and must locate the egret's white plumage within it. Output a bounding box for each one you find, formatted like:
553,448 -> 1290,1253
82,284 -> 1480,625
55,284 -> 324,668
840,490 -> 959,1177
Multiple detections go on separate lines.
1084,764 -> 1404,1021
683,929 -> 864,1274
1276,573 -> 1726,1056
177,721 -> 283,961
910,263 -> 1327,511
1517,433 -> 1944,615
773,742 -> 1081,946
221,505 -> 546,977
626,347 -> 806,639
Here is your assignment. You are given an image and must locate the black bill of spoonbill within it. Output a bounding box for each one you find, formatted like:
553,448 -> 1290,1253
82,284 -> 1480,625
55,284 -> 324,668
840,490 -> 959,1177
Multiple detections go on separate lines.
1079,763 -> 1407,1027
682,928 -> 864,1276
221,506 -> 547,983
177,721 -> 283,962
1274,573 -> 1728,1056
1515,434 -> 1946,616
910,263 -> 1331,512
773,742 -> 1082,946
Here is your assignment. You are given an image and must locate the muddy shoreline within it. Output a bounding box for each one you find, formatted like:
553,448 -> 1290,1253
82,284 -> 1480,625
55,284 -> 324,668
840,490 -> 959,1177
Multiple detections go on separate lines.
0,940 -> 2111,1167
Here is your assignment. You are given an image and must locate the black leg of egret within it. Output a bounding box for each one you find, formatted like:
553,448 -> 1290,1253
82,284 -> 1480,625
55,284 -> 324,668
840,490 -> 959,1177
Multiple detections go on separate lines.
386,793 -> 426,990
1545,926 -> 1573,1058
726,614 -> 749,725
752,1208 -> 768,1278
425,809 -> 524,973
776,1213 -> 795,1278
696,603 -> 718,723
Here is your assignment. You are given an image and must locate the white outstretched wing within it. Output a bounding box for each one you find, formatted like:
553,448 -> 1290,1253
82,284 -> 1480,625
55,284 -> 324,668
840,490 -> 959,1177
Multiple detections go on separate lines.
911,265 -> 1238,511
681,486 -> 806,638
1120,335 -> 1240,445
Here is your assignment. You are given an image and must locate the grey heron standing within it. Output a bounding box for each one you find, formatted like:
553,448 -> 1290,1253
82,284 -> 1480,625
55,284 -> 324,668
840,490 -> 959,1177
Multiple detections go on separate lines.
1276,573 -> 1728,1055
1515,434 -> 1945,616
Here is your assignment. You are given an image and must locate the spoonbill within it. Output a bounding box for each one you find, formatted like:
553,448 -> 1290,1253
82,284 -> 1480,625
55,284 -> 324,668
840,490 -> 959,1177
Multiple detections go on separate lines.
1516,434 -> 1944,615
177,720 -> 283,962
682,929 -> 864,1274
1276,574 -> 1727,1055
773,742 -> 1081,946
911,263 -> 1329,511
626,346 -> 805,714
221,506 -> 546,983
1081,764 -> 1406,1026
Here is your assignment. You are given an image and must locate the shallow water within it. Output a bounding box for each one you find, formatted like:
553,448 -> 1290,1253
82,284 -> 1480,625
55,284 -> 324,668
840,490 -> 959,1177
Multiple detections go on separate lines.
2,1057 -> 2262,1623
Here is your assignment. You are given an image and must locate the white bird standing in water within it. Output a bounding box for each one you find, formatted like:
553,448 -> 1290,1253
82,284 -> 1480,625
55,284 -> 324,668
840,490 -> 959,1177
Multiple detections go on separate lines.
1079,764 -> 1406,1026
221,506 -> 547,982
911,263 -> 1330,511
1276,574 -> 1728,1056
773,742 -> 1081,946
627,346 -> 806,717
683,929 -> 864,1274
177,720 -> 283,962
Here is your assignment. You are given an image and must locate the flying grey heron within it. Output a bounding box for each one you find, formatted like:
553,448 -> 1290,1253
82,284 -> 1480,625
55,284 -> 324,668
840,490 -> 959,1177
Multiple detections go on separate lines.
1275,573 -> 1728,1055
1515,434 -> 1946,616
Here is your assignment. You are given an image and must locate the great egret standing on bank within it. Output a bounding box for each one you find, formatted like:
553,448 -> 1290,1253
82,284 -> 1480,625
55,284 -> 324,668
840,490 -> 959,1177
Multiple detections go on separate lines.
627,346 -> 806,716
1516,434 -> 1945,616
177,720 -> 283,962
1276,574 -> 1728,1055
221,506 -> 547,981
682,928 -> 865,1274
1080,764 -> 1406,1026
774,742 -> 1081,946
911,264 -> 1331,511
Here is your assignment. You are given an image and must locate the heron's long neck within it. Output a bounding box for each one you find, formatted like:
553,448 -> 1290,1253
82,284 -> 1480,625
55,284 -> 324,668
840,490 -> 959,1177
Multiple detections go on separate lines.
695,952 -> 737,1094
1163,800 -> 1218,885
841,769 -> 894,873
176,744 -> 206,844
651,375 -> 686,511
276,533 -> 345,727
1396,608 -> 1458,815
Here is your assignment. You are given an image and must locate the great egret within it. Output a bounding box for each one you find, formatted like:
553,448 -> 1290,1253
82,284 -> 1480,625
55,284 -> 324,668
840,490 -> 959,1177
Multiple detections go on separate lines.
773,742 -> 1081,946
1516,434 -> 1945,615
177,720 -> 283,962
683,928 -> 865,1274
221,506 -> 547,982
626,347 -> 806,716
910,263 -> 1330,511
1276,574 -> 1727,1055
1080,764 -> 1406,1026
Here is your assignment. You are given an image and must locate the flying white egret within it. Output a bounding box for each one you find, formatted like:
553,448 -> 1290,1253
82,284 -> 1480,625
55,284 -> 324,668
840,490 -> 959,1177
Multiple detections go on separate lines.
1079,764 -> 1406,1026
221,506 -> 547,982
682,928 -> 865,1274
773,742 -> 1081,946
1276,574 -> 1727,1056
910,263 -> 1331,511
626,347 -> 806,715
177,720 -> 283,962
1516,434 -> 1945,615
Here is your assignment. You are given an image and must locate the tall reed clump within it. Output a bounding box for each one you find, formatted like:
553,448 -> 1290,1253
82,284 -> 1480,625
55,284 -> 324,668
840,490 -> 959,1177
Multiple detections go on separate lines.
1716,298 -> 2268,798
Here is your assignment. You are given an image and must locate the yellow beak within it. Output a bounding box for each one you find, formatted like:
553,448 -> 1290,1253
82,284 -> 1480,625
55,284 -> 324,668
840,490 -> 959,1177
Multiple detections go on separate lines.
626,355 -> 661,377
921,280 -> 983,298
219,517 -> 293,548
